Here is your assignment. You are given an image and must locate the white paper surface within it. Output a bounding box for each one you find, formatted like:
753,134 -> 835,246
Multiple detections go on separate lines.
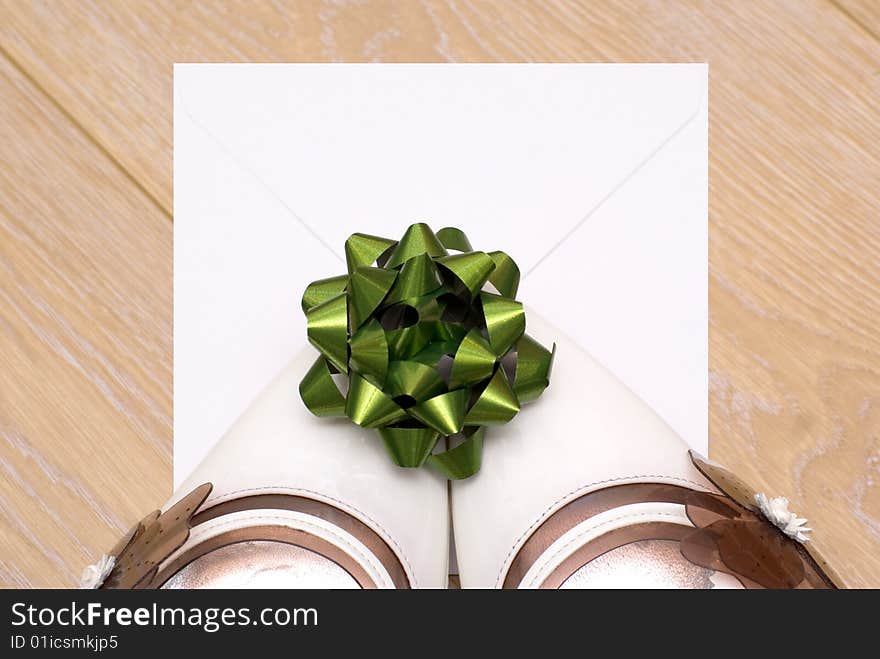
174,64 -> 708,486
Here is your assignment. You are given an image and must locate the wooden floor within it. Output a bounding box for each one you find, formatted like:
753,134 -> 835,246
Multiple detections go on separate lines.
0,1 -> 877,588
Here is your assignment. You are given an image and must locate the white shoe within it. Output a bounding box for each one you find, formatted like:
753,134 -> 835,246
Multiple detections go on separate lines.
91,347 -> 448,589
450,310 -> 837,589
87,311 -> 837,589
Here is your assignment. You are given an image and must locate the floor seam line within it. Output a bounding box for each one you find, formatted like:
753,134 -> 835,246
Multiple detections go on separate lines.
0,42 -> 172,221
829,0 -> 880,45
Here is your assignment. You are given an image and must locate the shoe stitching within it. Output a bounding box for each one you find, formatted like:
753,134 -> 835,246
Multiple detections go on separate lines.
520,510 -> 685,588
183,513 -> 393,588
495,474 -> 710,587
200,485 -> 418,588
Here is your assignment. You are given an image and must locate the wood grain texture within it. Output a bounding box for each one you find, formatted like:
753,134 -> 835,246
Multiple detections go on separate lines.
835,0 -> 880,39
0,54 -> 172,587
0,0 -> 878,587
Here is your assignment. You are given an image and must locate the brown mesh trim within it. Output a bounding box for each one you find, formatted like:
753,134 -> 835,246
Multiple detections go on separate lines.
504,481 -> 835,589
503,482 -> 695,588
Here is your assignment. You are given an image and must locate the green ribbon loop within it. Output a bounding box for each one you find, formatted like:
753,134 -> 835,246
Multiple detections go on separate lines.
299,356 -> 346,417
345,374 -> 407,428
436,251 -> 496,298
386,321 -> 434,362
306,292 -> 349,373
513,334 -> 556,403
379,426 -> 440,468
463,368 -> 520,426
436,226 -> 473,252
487,251 -> 520,298
409,389 -> 468,435
348,266 -> 398,331
385,360 -> 446,403
299,223 -> 553,479
428,427 -> 486,480
384,222 -> 448,269
345,233 -> 397,274
349,319 -> 389,386
449,328 -> 496,389
480,292 -> 525,355
302,274 -> 349,313
385,253 -> 442,305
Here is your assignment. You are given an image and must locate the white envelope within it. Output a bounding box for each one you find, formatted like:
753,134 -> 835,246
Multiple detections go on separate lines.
173,63 -> 708,487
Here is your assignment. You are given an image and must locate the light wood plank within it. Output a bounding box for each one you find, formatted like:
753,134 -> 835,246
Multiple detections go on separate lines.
835,0 -> 880,38
0,0 -> 878,586
0,53 -> 172,587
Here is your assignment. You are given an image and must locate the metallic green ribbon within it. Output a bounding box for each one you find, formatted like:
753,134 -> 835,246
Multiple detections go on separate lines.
299,223 -> 554,479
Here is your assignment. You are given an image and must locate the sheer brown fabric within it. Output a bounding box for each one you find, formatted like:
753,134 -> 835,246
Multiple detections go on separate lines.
102,483 -> 212,589
682,454 -> 834,589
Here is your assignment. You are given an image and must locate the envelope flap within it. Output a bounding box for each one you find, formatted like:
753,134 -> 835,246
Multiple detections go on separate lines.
175,64 -> 706,272
174,64 -> 708,485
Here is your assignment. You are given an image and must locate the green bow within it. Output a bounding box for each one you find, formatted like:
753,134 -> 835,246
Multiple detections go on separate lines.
299,223 -> 554,480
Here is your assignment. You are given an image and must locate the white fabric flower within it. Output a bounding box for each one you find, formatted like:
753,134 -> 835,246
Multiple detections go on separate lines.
754,493 -> 812,543
80,554 -> 115,589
